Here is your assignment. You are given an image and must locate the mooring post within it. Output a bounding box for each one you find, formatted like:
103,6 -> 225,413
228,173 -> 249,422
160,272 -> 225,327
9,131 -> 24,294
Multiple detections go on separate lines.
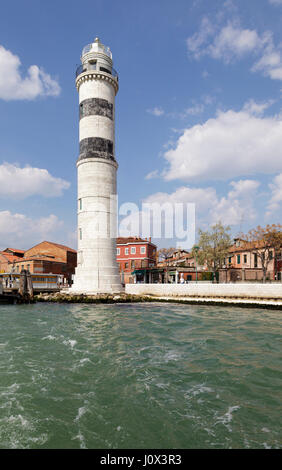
26,271 -> 34,299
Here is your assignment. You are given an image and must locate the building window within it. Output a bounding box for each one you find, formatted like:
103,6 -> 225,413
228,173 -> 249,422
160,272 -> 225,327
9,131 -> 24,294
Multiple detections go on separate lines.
27,264 -> 30,272
131,260 -> 135,269
254,253 -> 258,268
244,254 -> 247,264
140,246 -> 146,254
125,248 -> 129,255
228,257 -> 232,264
237,255 -> 241,264
79,228 -> 82,240
269,250 -> 273,260
125,262 -> 128,268
131,247 -> 136,254
117,248 -> 120,255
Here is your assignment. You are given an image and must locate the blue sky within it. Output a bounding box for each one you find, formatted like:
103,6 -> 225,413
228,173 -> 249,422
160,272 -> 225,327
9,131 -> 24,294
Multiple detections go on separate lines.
0,0 -> 282,250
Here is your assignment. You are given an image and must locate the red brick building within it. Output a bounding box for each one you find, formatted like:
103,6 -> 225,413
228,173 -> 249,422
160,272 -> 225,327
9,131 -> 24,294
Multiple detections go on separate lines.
1,241 -> 77,285
116,237 -> 157,284
0,249 -> 24,273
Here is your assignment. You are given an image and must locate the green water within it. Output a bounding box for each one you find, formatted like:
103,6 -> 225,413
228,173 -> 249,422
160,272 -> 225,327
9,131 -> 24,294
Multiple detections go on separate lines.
0,302 -> 281,449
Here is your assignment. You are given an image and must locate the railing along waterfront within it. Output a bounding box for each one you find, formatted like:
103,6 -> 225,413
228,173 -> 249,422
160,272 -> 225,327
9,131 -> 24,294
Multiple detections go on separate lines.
76,63 -> 118,80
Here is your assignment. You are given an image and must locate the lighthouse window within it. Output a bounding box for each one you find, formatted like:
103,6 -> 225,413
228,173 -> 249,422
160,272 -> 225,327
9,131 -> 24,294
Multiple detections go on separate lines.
80,103 -> 84,118
108,141 -> 113,154
79,198 -> 82,210
100,66 -> 111,74
79,228 -> 82,240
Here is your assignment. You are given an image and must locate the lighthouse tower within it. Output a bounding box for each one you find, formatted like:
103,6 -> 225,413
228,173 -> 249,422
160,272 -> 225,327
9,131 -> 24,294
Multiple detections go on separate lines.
72,38 -> 122,294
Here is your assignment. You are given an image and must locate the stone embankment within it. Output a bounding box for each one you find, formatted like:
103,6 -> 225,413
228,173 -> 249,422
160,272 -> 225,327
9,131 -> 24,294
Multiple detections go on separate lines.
35,292 -> 155,304
125,283 -> 282,309
34,283 -> 282,309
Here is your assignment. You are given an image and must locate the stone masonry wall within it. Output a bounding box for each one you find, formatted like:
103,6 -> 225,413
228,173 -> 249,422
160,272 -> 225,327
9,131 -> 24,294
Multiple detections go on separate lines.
125,283 -> 282,299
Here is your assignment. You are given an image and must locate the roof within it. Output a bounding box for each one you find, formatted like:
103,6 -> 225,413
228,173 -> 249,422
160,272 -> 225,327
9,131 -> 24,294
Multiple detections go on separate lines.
0,252 -> 23,263
116,236 -> 156,246
228,239 -> 275,253
3,248 -> 25,254
26,241 -> 77,254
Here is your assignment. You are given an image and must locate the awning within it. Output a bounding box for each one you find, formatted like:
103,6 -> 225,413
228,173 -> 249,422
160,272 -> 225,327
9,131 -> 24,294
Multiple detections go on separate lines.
131,269 -> 146,275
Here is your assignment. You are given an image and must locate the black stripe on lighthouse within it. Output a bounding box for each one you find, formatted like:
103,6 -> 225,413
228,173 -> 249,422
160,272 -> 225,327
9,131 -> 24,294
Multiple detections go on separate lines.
79,98 -> 113,120
78,137 -> 115,161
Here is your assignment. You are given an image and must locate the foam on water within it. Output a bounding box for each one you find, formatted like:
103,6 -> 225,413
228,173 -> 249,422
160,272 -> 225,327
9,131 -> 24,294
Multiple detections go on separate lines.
63,339 -> 77,348
0,302 -> 281,449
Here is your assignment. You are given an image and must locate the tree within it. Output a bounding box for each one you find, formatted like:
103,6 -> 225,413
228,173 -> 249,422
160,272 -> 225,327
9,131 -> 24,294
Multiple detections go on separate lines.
244,224 -> 282,283
156,247 -> 176,265
193,222 -> 231,281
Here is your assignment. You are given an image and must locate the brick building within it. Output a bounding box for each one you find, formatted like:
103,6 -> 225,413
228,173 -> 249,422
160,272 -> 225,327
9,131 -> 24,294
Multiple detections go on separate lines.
0,249 -> 24,273
219,238 -> 281,282
116,237 -> 157,284
10,241 -> 77,285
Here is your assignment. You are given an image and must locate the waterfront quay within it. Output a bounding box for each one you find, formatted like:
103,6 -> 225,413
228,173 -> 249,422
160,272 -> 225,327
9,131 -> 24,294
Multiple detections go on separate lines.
33,282 -> 282,310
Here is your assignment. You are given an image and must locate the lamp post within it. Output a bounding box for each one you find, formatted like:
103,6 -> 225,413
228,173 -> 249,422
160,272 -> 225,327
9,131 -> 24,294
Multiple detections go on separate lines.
194,245 -> 199,283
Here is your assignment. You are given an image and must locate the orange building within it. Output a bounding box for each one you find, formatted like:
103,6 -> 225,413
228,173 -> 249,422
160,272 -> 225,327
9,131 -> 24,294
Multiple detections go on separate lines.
0,249 -> 24,273
1,241 -> 77,285
219,238 -> 279,282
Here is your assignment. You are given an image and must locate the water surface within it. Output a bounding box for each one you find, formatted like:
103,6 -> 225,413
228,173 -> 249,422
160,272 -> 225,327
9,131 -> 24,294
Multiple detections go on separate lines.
0,302 -> 281,449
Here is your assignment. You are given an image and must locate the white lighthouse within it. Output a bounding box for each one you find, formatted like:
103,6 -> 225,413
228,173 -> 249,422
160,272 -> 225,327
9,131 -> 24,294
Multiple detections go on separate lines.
71,37 -> 122,294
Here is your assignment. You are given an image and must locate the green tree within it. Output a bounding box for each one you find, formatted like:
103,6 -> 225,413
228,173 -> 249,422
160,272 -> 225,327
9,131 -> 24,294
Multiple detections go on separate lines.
193,222 -> 231,281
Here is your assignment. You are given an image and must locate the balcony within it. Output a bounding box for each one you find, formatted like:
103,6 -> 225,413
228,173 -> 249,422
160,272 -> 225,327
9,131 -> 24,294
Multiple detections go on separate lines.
76,63 -> 118,80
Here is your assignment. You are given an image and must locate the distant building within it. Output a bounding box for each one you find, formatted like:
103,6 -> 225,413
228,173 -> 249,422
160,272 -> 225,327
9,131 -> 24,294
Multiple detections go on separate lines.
2,248 -> 25,258
219,238 -> 281,282
12,241 -> 77,285
116,237 -> 157,284
0,250 -> 24,273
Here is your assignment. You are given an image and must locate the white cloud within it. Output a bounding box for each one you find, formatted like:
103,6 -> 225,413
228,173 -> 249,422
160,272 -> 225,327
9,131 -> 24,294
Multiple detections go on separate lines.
187,19 -> 282,81
119,179 -> 260,244
187,21 -> 264,63
210,180 -> 260,225
144,180 -> 259,226
267,173 -> 282,214
162,103 -> 282,182
185,103 -> 205,115
0,45 -> 60,100
0,163 -> 70,198
145,169 -> 159,180
146,107 -> 164,117
186,17 -> 215,59
252,36 -> 282,81
208,23 -> 264,63
0,211 -> 63,249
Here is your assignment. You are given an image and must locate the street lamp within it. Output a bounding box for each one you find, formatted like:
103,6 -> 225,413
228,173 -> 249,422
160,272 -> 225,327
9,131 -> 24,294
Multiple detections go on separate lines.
194,245 -> 199,283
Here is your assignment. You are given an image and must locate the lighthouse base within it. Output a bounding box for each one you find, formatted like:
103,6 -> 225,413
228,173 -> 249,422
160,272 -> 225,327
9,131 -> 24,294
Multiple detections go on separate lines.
71,266 -> 123,294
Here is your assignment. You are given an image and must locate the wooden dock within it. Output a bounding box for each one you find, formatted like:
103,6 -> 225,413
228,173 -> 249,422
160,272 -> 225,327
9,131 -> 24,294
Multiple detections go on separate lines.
0,270 -> 34,304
